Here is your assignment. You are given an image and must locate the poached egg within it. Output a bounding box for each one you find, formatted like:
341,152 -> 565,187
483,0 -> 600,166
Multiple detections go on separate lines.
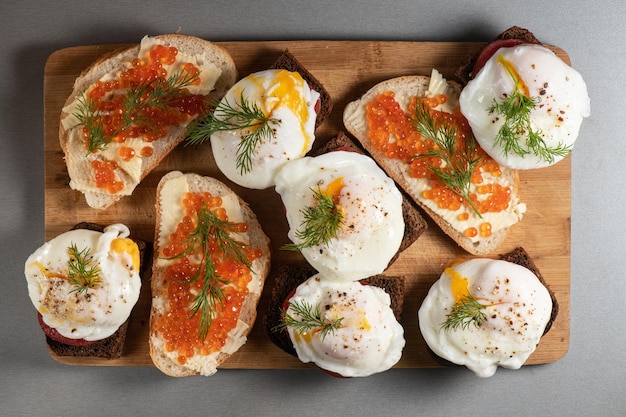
275,151 -> 405,282
459,43 -> 590,169
211,69 -> 320,189
418,257 -> 553,377
24,224 -> 141,342
285,275 -> 405,377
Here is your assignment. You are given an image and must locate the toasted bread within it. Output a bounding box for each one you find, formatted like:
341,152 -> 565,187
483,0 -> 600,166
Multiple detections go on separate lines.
60,34 -> 237,209
343,74 -> 525,255
149,171 -> 271,376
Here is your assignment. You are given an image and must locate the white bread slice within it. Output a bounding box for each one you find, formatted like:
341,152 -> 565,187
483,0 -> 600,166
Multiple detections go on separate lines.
60,34 -> 237,210
343,74 -> 524,255
149,171 -> 271,376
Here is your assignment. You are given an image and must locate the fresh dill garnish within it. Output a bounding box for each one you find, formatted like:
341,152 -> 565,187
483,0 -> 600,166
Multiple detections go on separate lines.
412,101 -> 483,217
185,92 -> 280,175
441,292 -> 487,331
73,70 -> 201,155
281,188 -> 344,251
488,54 -> 572,163
273,299 -> 344,340
163,202 -> 252,341
66,243 -> 101,295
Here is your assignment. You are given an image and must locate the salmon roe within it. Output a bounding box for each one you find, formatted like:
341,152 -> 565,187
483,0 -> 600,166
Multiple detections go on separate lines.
83,44 -> 207,194
365,92 -> 511,219
154,192 -> 262,365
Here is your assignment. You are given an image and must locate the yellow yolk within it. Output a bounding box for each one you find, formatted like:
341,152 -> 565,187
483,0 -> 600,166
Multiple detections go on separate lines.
110,238 -> 140,271
497,54 -> 530,98
445,266 -> 470,303
247,69 -> 312,152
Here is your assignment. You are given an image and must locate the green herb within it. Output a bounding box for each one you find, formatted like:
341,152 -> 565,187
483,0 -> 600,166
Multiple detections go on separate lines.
441,293 -> 487,331
185,92 -> 280,175
412,101 -> 483,217
273,299 -> 344,340
488,54 -> 572,163
67,243 -> 101,295
163,202 -> 252,341
281,188 -> 344,251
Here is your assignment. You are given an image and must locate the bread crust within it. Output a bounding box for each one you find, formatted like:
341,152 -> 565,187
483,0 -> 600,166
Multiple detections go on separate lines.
148,171 -> 271,376
343,75 -> 522,255
59,34 -> 238,210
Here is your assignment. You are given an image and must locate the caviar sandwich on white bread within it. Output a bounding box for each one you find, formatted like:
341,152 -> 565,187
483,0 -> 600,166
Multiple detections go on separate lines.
186,50 -> 332,189
149,171 -> 271,376
457,26 -> 590,170
343,70 -> 526,255
264,264 -> 406,378
60,34 -> 237,209
418,247 -> 558,377
24,222 -> 146,358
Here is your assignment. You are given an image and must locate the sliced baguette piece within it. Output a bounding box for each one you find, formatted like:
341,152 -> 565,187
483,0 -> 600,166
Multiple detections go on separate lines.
343,74 -> 524,255
149,171 -> 271,376
60,34 -> 237,210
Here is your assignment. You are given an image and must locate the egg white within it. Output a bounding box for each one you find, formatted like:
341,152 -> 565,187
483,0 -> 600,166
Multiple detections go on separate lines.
24,224 -> 141,341
286,275 -> 405,377
275,151 -> 405,282
211,69 -> 320,189
418,258 -> 553,377
459,44 -> 590,169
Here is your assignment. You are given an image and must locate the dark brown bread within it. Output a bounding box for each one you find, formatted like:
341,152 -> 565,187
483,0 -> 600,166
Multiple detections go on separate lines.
498,246 -> 558,335
44,222 -> 149,359
454,26 -> 542,85
311,131 -> 428,258
264,264 -> 405,358
270,49 -> 333,128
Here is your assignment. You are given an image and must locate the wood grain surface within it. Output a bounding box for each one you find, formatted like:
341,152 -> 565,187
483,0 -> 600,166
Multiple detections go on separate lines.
43,40 -> 571,369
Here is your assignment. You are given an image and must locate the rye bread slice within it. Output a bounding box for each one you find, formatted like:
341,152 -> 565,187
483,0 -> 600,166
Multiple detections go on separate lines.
270,49 -> 333,128
264,264 -> 405,358
44,222 -> 149,359
311,131 -> 428,258
454,26 -> 541,85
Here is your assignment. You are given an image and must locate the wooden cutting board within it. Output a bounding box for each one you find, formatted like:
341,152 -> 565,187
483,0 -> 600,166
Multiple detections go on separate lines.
43,40 -> 570,369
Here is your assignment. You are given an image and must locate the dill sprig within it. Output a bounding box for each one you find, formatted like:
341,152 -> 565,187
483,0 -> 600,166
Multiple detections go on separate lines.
164,202 -> 252,340
73,70 -> 201,155
66,243 -> 101,295
412,101 -> 483,217
281,188 -> 344,251
273,299 -> 344,340
185,92 -> 281,175
488,54 -> 572,163
441,293 -> 487,331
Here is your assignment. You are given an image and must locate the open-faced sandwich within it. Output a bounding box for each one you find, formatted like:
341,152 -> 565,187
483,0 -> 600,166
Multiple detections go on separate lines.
186,50 -> 332,189
418,247 -> 558,377
60,34 -> 237,209
265,264 -> 406,378
24,222 -> 146,358
149,171 -> 271,376
456,26 -> 590,169
343,69 -> 526,255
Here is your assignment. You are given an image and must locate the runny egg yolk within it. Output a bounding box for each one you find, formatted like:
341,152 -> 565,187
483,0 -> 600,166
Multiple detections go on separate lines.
322,176 -> 345,204
110,238 -> 140,271
496,54 -> 530,98
246,70 -> 312,153
445,266 -> 470,303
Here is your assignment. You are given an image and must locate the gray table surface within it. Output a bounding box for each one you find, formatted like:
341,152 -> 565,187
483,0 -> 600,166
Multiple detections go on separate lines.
2,1 -> 623,416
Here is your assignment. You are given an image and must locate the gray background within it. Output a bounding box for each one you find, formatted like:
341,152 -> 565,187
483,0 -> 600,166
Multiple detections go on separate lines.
1,1 -> 623,416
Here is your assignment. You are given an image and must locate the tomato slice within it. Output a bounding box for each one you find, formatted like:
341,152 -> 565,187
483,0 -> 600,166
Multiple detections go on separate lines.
37,313 -> 95,346
472,38 -> 528,76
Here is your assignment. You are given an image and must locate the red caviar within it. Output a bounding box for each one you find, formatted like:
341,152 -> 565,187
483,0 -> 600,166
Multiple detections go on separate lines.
365,91 -> 512,223
83,45 -> 207,194
155,192 -> 262,365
